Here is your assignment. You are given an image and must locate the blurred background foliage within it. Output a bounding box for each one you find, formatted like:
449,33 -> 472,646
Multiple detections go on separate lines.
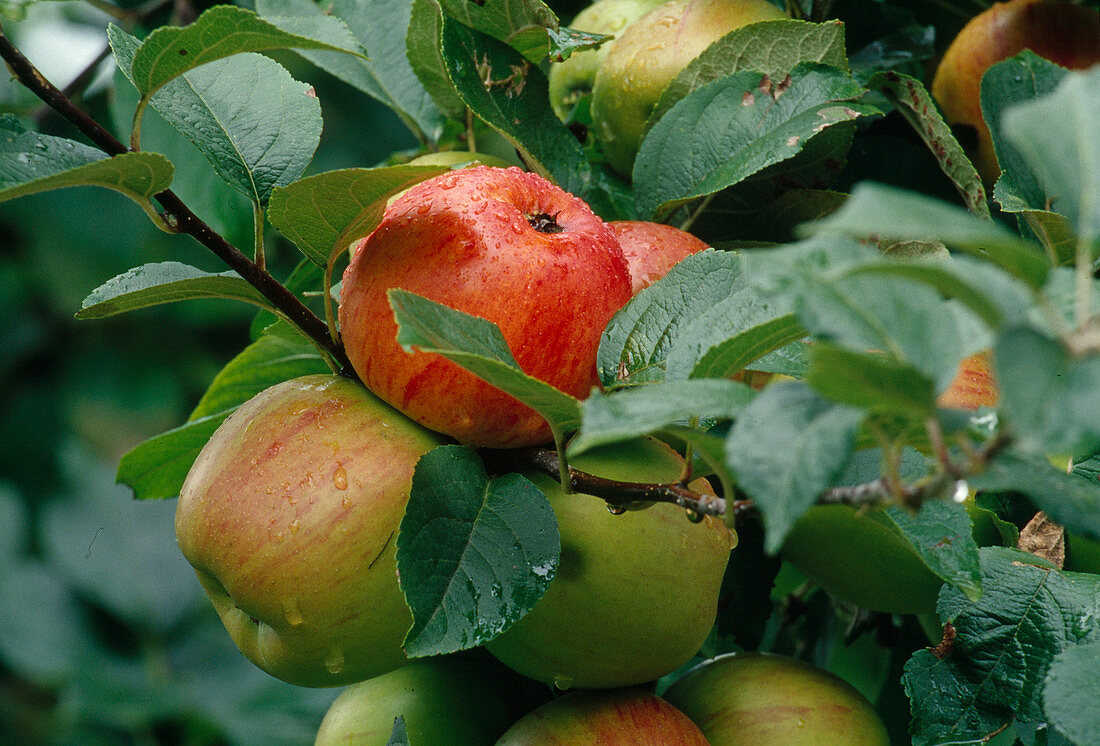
1,0 -> 971,742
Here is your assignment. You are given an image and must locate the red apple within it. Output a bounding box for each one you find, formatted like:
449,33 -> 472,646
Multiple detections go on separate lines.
931,0 -> 1100,183
314,655 -> 520,745
495,688 -> 709,745
608,220 -> 710,294
486,437 -> 735,689
663,653 -> 890,745
175,375 -> 444,687
937,351 -> 999,410
339,166 -> 633,448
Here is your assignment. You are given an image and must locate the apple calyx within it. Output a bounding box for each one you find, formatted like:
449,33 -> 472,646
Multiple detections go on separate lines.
527,211 -> 565,233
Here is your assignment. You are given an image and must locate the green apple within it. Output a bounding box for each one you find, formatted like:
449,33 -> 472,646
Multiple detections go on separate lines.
589,0 -> 787,176
663,653 -> 890,745
339,166 -> 633,448
314,655 -> 520,745
175,375 -> 444,687
495,688 -> 709,745
609,219 -> 710,294
486,437 -> 736,688
779,505 -> 943,614
1066,531 -> 1100,574
547,0 -> 666,121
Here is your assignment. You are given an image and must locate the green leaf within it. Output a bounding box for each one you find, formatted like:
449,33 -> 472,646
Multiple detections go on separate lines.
993,326 -> 1100,457
725,381 -> 864,553
866,70 -> 988,218
440,18 -> 591,197
570,379 -> 755,456
389,290 -> 582,433
129,4 -> 362,98
970,450 -> 1100,544
407,0 -> 468,119
110,28 -> 321,208
266,165 -> 448,266
437,0 -> 558,61
76,262 -> 273,320
0,115 -> 173,212
1044,643 -> 1100,744
634,64 -> 878,220
885,500 -> 982,602
903,547 -> 1100,746
808,343 -> 936,416
804,181 -> 1049,288
650,19 -> 849,127
598,249 -> 746,390
117,328 -> 329,500
259,0 -> 445,142
1003,65 -> 1100,248
397,445 -> 559,656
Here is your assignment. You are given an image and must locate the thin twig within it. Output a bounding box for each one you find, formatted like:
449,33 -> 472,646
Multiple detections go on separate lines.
0,29 -> 352,374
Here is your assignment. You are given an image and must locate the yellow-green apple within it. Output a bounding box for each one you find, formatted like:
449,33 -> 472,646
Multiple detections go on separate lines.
495,688 -> 709,745
175,375 -> 443,687
486,437 -> 735,688
937,351 -> 998,410
589,0 -> 787,176
382,151 -> 517,211
1066,532 -> 1100,574
931,0 -> 1100,183
314,655 -> 520,745
779,505 -> 943,614
547,0 -> 666,121
339,166 -> 633,449
608,220 -> 710,293
663,653 -> 890,745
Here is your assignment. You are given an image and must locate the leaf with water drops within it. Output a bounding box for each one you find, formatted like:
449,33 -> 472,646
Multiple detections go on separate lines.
396,446 -> 559,657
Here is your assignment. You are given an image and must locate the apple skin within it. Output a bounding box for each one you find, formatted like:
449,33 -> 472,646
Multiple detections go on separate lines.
495,688 -> 709,745
175,375 -> 444,688
547,0 -> 666,121
339,166 -> 633,449
314,655 -> 520,745
589,0 -> 787,176
937,351 -> 998,411
486,437 -> 736,688
663,653 -> 890,745
931,0 -> 1100,183
780,505 -> 943,614
609,220 -> 710,294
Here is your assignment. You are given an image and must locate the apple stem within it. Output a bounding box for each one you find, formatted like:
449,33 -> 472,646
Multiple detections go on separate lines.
0,30 -> 354,374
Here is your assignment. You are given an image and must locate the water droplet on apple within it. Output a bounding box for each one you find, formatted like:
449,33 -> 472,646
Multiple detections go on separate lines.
342,495 -> 353,510
606,503 -> 627,515
333,466 -> 348,490
325,648 -> 345,674
274,531 -> 285,543
685,508 -> 704,523
284,599 -> 304,626
552,674 -> 574,690
289,519 -> 300,535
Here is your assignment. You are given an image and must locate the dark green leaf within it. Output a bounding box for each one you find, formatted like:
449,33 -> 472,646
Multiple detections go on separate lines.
651,19 -> 849,127
437,0 -> 558,61
808,343 -> 936,416
440,18 -> 591,197
407,0 -> 468,119
993,326 -> 1100,457
1002,65 -> 1100,248
634,64 -> 878,220
886,500 -> 982,601
397,445 -> 559,656
726,381 -> 864,552
129,4 -> 362,98
389,290 -> 582,433
266,165 -> 448,266
970,451 -> 1100,544
76,262 -> 273,320
866,70 -> 988,217
259,0 -> 445,142
903,547 -> 1100,746
118,328 -> 328,500
111,28 -> 321,207
1044,643 -> 1100,744
803,182 -> 1049,288
0,115 -> 173,213
569,379 -> 755,456
598,249 -> 745,390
